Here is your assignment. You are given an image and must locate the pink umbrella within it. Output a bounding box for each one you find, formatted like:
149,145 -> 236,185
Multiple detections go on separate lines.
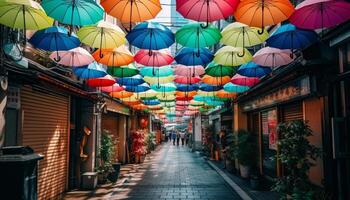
174,65 -> 205,76
253,47 -> 294,68
135,49 -> 174,66
49,47 -> 94,67
231,74 -> 260,87
176,101 -> 190,106
86,75 -> 116,87
176,0 -> 239,27
184,110 -> 199,116
289,0 -> 350,30
100,83 -> 124,93
174,76 -> 201,84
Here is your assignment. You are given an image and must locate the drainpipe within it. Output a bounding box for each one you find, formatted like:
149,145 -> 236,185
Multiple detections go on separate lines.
94,94 -> 106,169
0,25 -> 8,148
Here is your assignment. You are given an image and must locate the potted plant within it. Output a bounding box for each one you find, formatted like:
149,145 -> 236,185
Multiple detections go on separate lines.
225,132 -> 236,173
98,130 -> 115,184
272,120 -> 321,199
132,129 -> 146,163
145,131 -> 156,153
233,129 -> 257,178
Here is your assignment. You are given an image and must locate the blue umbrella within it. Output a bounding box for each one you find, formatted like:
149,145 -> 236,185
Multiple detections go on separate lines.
175,47 -> 213,66
143,99 -> 161,105
223,82 -> 250,93
200,84 -> 223,92
125,83 -> 150,93
266,24 -> 318,58
116,75 -> 145,86
176,84 -> 199,92
28,26 -> 80,61
73,62 -> 107,79
126,22 -> 174,52
237,62 -> 272,78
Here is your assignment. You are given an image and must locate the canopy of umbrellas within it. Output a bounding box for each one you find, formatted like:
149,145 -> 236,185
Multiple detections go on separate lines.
1,0 -> 349,125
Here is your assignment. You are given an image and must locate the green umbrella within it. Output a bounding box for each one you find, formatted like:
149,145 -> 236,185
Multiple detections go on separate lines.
205,61 -> 236,77
151,83 -> 176,92
140,66 -> 173,77
107,63 -> 139,78
175,23 -> 221,48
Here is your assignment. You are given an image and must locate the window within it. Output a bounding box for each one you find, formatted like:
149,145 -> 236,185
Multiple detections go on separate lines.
339,42 -> 350,73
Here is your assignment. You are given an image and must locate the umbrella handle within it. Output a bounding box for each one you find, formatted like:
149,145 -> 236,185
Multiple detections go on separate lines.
148,50 -> 153,56
237,49 -> 245,57
200,22 -> 209,29
99,49 -> 104,58
257,29 -> 264,35
54,51 -> 61,62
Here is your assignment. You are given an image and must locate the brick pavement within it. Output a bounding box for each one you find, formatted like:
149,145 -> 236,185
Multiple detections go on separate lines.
64,143 -> 242,200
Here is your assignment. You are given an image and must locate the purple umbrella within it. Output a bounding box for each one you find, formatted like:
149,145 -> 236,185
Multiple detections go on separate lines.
289,0 -> 350,30
253,47 -> 294,68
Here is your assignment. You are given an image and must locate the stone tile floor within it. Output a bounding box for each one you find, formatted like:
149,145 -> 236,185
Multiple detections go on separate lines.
64,143 -> 242,200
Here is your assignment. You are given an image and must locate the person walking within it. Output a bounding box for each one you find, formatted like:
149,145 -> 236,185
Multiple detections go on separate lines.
180,131 -> 185,146
220,130 -> 228,169
172,130 -> 176,145
176,131 -> 180,146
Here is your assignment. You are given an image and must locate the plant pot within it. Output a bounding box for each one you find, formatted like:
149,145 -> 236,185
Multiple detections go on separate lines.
135,154 -> 140,163
250,176 -> 260,190
107,163 -> 121,183
239,164 -> 250,178
97,172 -> 107,184
225,159 -> 235,173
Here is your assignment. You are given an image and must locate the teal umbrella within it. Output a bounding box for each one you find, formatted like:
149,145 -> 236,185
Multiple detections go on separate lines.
151,83 -> 177,92
176,23 -> 221,48
107,63 -> 139,78
205,61 -> 236,77
223,82 -> 250,93
140,66 -> 173,77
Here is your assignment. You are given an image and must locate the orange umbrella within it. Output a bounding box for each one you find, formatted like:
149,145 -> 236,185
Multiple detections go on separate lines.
175,91 -> 197,98
92,46 -> 134,66
124,100 -> 142,106
216,90 -> 237,98
132,104 -> 148,110
109,91 -> 133,98
234,0 -> 294,33
202,75 -> 231,85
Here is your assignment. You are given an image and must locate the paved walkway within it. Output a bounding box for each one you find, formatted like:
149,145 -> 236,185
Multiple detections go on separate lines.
65,143 -> 242,200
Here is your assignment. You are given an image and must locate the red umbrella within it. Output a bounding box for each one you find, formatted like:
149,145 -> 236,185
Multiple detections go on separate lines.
174,76 -> 201,84
100,83 -> 124,93
176,0 -> 239,27
86,75 -> 116,87
176,96 -> 193,101
135,49 -> 174,66
231,74 -> 260,87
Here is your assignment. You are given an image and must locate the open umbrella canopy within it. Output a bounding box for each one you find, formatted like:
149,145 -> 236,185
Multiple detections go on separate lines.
253,47 -> 294,68
107,63 -> 139,78
144,76 -> 175,84
289,0 -> 350,30
140,66 -> 173,77
135,49 -> 174,66
202,75 -> 231,85
174,65 -> 205,76
126,22 -> 174,50
231,74 -> 260,87
175,47 -> 213,66
77,20 -> 126,55
220,22 -> 268,47
176,84 -> 199,92
0,0 -> 53,30
73,62 -> 107,79
41,0 -> 103,26
101,0 -> 161,23
86,75 -> 116,87
101,83 -> 125,93
143,99 -> 161,106
125,83 -> 150,93
176,0 -> 239,23
234,0 -> 294,30
224,82 -> 250,93
137,89 -> 159,99
157,94 -> 176,101
151,83 -> 177,92
205,61 -> 236,77
176,91 -> 197,98
266,23 -> 318,52
237,62 -> 272,78
205,100 -> 225,106
216,90 -> 237,98
110,90 -> 133,98
176,23 -> 221,48
116,74 -> 145,86
214,46 -> 252,66
174,76 -> 201,84
190,100 -> 204,106
49,47 -> 94,67
200,84 -> 223,92
176,96 -> 193,101
92,46 -> 134,66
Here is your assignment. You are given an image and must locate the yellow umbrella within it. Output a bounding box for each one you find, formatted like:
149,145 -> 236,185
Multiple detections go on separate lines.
92,45 -> 134,66
144,76 -> 174,84
214,46 -> 252,66
157,93 -> 176,100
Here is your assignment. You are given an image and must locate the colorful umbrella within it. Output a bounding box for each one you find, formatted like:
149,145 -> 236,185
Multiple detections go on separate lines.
125,83 -> 150,93
176,23 -> 221,48
49,47 -> 94,67
116,74 -> 145,86
92,46 -> 134,66
200,84 -> 223,92
174,65 -> 205,76
132,104 -> 148,110
253,47 -> 294,68
0,0 -> 53,31
107,64 -> 139,78
234,0 -> 294,33
126,22 -> 174,51
289,0 -> 350,30
28,26 -> 80,61
214,46 -> 252,66
190,100 -> 204,106
231,74 -> 259,86
220,22 -> 268,50
144,76 -> 175,84
143,99 -> 161,106
216,90 -> 237,98
266,24 -> 318,57
205,61 -> 236,77
176,84 -> 199,92
237,62 -> 272,78
73,62 -> 107,79
176,96 -> 193,101
176,0 -> 239,27
140,66 -> 173,77
101,0 -> 161,30
174,76 -> 201,84
176,91 -> 197,98
157,94 -> 176,101
101,83 -> 124,93
202,75 -> 231,86
86,75 -> 116,87
175,47 -> 213,66
224,82 -> 250,93
110,90 -> 133,98
41,0 -> 103,28
151,83 -> 177,92
77,20 -> 126,58
135,49 -> 174,66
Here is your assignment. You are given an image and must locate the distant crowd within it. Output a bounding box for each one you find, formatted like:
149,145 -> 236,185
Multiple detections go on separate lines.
165,130 -> 191,146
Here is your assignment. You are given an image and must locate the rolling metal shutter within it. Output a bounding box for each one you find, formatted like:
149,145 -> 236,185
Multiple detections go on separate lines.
282,102 -> 303,122
21,85 -> 69,200
102,112 -> 120,161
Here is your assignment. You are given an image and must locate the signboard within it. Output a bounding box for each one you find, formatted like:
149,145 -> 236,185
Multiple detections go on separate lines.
268,110 -> 277,150
105,99 -> 130,115
242,76 -> 311,111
